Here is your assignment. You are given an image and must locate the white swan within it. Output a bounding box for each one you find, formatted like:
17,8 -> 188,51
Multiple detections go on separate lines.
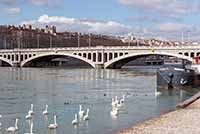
114,96 -> 119,105
180,78 -> 187,85
155,91 -> 162,96
78,105 -> 85,118
28,104 -> 34,115
83,108 -> 89,121
72,114 -> 78,125
116,95 -> 125,108
111,98 -> 116,107
43,105 -> 48,115
48,115 -> 58,129
24,121 -> 34,134
25,112 -> 32,120
110,107 -> 119,117
116,101 -> 123,108
6,118 -> 19,132
120,95 -> 125,104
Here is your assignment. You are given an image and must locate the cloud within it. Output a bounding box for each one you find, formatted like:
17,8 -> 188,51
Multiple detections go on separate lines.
4,7 -> 20,15
21,14 -> 200,41
0,0 -> 16,5
28,0 -> 63,7
128,15 -> 164,24
118,0 -> 199,19
21,14 -> 132,35
157,23 -> 191,32
0,0 -> 20,15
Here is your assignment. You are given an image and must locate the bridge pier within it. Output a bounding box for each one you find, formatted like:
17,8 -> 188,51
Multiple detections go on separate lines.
12,62 -> 21,67
94,64 -> 104,69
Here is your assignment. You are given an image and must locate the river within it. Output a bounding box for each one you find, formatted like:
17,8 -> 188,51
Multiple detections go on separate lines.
0,67 -> 198,134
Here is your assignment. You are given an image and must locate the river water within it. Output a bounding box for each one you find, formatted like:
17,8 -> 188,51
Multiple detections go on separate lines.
0,67 -> 198,134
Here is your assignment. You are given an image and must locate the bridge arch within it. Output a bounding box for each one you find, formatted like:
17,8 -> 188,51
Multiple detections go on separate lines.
20,53 -> 96,68
104,52 -> 193,69
0,57 -> 13,66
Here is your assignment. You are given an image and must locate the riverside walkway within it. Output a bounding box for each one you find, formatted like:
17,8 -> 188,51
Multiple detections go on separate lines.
120,95 -> 200,134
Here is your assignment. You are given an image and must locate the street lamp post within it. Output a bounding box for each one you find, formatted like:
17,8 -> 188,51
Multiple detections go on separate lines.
128,33 -> 131,47
50,35 -> 52,48
78,32 -> 80,48
89,34 -> 91,47
37,34 -> 40,48
17,31 -> 22,64
17,31 -> 21,49
136,34 -> 139,47
3,35 -> 6,49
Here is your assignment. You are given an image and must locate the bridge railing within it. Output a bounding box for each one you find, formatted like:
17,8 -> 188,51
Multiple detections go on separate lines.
0,45 -> 199,52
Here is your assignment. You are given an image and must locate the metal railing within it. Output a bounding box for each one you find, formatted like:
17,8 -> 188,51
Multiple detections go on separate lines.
0,45 -> 199,53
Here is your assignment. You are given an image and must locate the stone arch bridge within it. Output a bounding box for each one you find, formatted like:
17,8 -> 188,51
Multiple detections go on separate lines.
0,46 -> 199,69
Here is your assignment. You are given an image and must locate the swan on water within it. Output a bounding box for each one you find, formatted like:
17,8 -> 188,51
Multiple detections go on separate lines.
43,105 -> 48,115
120,95 -> 125,104
6,118 -> 19,132
72,114 -> 78,125
114,96 -> 119,105
155,91 -> 162,96
111,98 -> 116,107
78,105 -> 85,119
180,78 -> 187,85
112,95 -> 125,108
25,112 -> 32,120
48,115 -> 58,129
83,108 -> 89,121
28,104 -> 34,115
110,107 -> 119,117
117,96 -> 124,108
116,101 -> 123,108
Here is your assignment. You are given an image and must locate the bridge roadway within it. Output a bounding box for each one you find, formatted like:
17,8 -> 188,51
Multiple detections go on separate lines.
0,45 -> 199,69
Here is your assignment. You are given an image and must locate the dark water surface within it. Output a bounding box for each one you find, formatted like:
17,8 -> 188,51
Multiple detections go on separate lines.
0,67 -> 197,134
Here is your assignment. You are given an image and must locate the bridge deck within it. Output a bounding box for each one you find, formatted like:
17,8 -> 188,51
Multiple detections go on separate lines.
0,46 -> 198,68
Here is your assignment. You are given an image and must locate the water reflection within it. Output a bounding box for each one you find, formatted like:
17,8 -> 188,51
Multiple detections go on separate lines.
0,67 -> 197,134
3,68 -> 154,82
49,129 -> 57,134
44,115 -> 48,127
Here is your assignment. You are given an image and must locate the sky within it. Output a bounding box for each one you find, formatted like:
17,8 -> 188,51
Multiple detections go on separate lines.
0,0 -> 200,41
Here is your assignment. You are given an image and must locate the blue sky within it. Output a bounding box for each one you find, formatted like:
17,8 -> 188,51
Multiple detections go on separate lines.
0,0 -> 200,41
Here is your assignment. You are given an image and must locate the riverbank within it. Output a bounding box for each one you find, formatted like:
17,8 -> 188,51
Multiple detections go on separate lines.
120,92 -> 200,134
